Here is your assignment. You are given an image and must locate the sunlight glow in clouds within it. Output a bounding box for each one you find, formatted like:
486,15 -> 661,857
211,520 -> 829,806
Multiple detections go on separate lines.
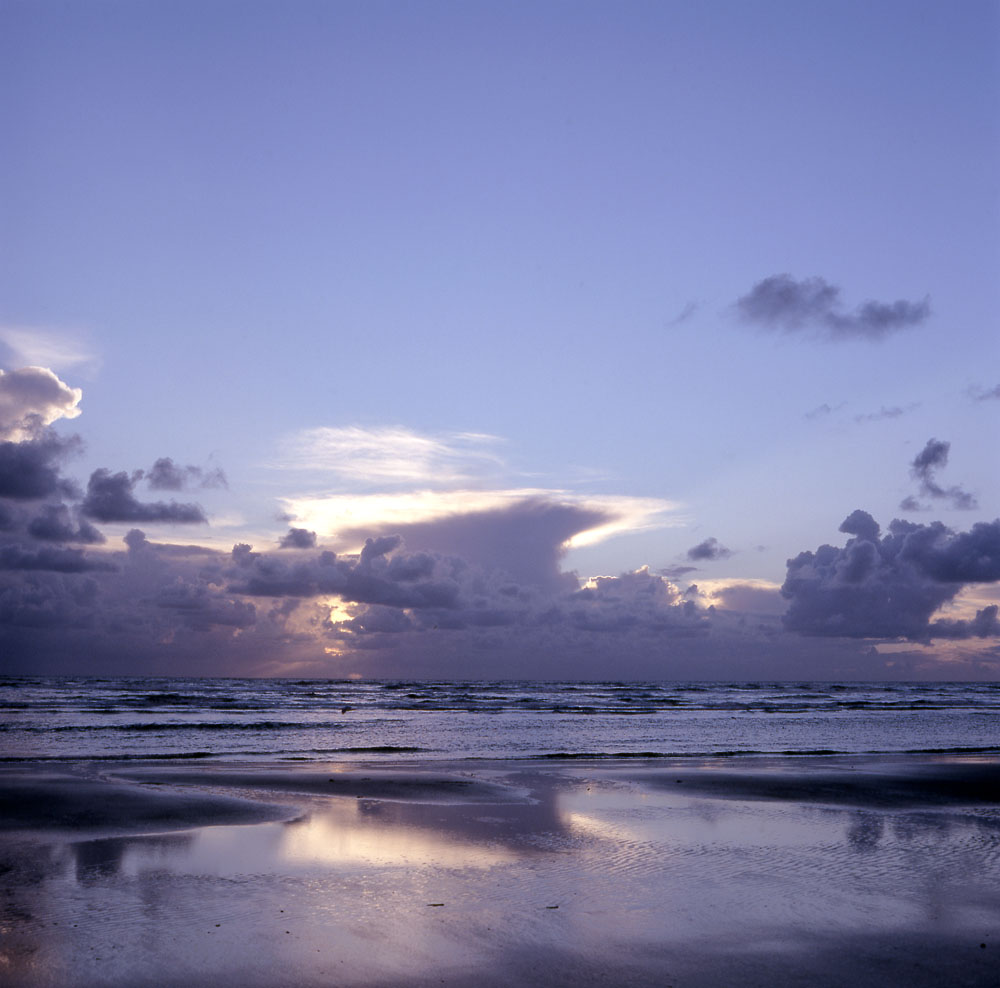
283,488 -> 681,553
0,366 -> 83,441
275,424 -> 682,553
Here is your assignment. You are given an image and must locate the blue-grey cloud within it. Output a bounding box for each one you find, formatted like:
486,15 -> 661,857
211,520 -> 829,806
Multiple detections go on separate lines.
660,564 -> 698,579
0,433 -> 81,501
805,402 -> 845,421
279,527 -> 317,549
901,438 -> 978,512
338,499 -> 609,594
229,538 -> 461,610
854,405 -> 915,424
667,301 -> 699,326
0,543 -> 116,573
27,503 -> 105,544
929,605 -> 999,640
782,511 -> 1000,640
687,537 -> 732,561
154,582 -> 256,631
0,572 -> 100,630
970,384 -> 1000,402
82,469 -> 207,524
145,457 -> 227,491
737,274 -> 930,342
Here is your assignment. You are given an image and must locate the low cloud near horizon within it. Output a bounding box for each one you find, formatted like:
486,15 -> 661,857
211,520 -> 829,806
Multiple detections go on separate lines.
1,367 -> 998,680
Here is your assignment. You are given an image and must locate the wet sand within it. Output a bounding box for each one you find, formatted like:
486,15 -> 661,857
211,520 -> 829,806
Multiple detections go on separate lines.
1,754 -> 998,987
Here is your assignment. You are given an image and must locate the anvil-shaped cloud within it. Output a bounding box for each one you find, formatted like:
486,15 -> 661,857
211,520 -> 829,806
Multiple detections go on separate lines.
275,425 -> 680,569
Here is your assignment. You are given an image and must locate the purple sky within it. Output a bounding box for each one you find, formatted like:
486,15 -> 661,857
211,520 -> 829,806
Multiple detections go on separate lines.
2,0 -> 998,679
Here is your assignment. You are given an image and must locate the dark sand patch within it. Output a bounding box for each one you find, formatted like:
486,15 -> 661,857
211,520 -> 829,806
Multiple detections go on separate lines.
0,769 -> 295,835
612,753 -> 1000,808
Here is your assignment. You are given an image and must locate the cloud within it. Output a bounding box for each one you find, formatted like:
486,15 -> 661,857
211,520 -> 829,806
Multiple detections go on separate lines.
782,511 -> 1000,641
0,432 -> 81,500
276,426 -> 506,486
284,489 -> 679,555
27,504 -> 105,544
854,405 -> 916,424
339,498 -> 608,593
699,580 -> 787,617
144,457 -> 227,491
229,539 -> 462,610
229,498 -> 715,648
569,567 -> 706,634
736,275 -> 930,342
81,469 -> 208,524
0,572 -> 101,630
0,543 -> 116,573
279,527 -> 317,549
687,537 -> 732,561
901,438 -> 978,512
805,402 -> 845,420
666,301 -> 699,326
660,564 -> 698,579
154,581 -> 257,631
0,367 -> 83,442
969,384 -> 1000,402
928,605 -> 1000,640
0,328 -> 99,375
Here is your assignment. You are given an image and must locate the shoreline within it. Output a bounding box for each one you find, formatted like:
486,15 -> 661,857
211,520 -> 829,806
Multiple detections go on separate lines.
2,753 -> 998,987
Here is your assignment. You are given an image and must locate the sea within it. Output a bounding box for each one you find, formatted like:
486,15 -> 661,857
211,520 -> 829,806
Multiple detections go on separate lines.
2,678 -> 998,763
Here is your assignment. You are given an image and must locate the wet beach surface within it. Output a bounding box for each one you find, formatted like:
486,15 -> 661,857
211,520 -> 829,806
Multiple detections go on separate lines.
1,754 -> 998,987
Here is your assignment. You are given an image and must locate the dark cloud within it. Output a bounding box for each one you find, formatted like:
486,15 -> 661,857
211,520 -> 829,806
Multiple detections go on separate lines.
27,504 -> 105,544
0,543 -> 116,573
660,564 -> 698,579
154,581 -> 256,631
0,572 -> 100,630
782,511 -> 1000,641
229,539 -> 462,610
145,457 -> 227,491
736,274 -> 930,342
0,433 -> 81,500
567,568 -> 707,635
929,605 -> 1000,640
839,509 -> 881,543
339,498 -> 609,594
279,527 -> 317,550
687,537 -> 732,561
342,604 -> 414,635
901,438 -> 978,512
81,469 -> 207,524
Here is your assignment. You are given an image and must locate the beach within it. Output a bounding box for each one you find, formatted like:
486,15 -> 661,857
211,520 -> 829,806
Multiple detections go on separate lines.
2,754 -> 998,987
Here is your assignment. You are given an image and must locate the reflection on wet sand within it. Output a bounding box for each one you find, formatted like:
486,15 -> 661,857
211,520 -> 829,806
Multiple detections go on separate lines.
1,756 -> 998,988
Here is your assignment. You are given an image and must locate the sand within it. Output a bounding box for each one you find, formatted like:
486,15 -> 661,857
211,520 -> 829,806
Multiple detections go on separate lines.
1,754 -> 998,987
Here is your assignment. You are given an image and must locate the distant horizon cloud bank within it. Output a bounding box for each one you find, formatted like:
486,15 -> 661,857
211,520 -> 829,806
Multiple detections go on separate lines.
0,362 -> 997,681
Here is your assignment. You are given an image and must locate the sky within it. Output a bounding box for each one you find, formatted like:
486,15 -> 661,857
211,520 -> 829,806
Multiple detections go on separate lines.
1,0 -> 998,680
